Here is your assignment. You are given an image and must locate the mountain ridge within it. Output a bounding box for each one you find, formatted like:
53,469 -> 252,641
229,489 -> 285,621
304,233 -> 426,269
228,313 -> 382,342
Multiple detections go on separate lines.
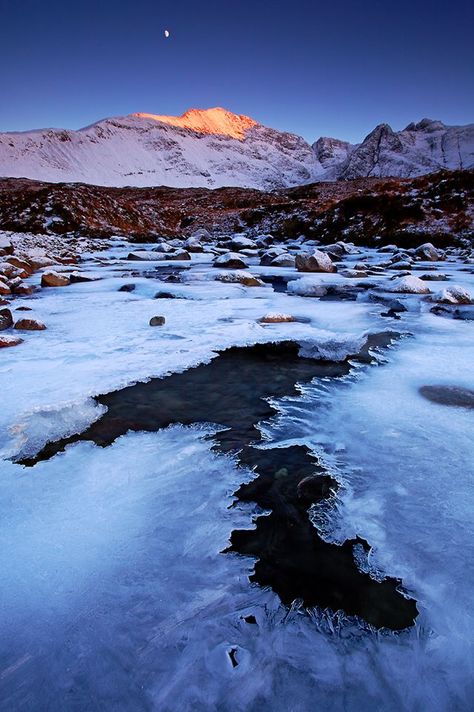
0,108 -> 472,189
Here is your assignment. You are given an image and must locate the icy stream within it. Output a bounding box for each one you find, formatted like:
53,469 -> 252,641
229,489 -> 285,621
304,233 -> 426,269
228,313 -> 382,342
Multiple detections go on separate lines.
0,242 -> 473,710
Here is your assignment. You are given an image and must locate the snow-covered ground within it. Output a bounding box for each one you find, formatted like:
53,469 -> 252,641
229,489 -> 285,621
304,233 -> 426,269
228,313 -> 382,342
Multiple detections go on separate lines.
0,242 -> 473,710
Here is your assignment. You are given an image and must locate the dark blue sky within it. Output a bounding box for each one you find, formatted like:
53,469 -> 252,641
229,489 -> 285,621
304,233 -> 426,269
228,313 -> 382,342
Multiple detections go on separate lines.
1,0 -> 473,142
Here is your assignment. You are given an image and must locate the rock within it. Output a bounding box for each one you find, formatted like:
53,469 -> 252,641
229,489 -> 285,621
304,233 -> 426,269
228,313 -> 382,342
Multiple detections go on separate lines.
16,306 -> 32,311
390,260 -> 413,270
269,254 -> 296,268
190,228 -> 212,242
7,257 -> 33,275
433,285 -> 472,305
128,251 -> 161,261
324,242 -> 357,258
69,271 -> 101,283
287,278 -> 327,297
296,250 -> 335,273
7,277 -> 22,291
388,275 -> 431,294
213,252 -> 248,269
420,273 -> 449,281
230,236 -> 257,251
41,270 -> 70,287
0,308 -> 13,330
215,271 -> 264,287
430,305 -> 474,321
27,255 -> 57,270
419,385 -> 474,408
260,247 -> 287,266
14,318 -> 46,331
154,291 -> 185,299
149,316 -> 166,326
0,280 -> 11,295
152,242 -> 175,253
415,242 -> 441,261
118,283 -> 136,292
184,237 -> 204,253
259,313 -> 297,323
339,269 -> 368,278
166,250 -> 191,261
0,335 -> 23,348
13,283 -> 35,295
0,237 -> 13,255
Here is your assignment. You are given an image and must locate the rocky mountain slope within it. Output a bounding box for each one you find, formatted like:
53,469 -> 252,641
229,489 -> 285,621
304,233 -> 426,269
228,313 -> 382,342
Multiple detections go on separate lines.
0,109 -> 472,190
0,169 -> 472,247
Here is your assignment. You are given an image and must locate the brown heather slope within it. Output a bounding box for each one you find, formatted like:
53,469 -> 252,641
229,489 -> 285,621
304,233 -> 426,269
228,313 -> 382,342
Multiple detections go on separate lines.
0,170 -> 472,247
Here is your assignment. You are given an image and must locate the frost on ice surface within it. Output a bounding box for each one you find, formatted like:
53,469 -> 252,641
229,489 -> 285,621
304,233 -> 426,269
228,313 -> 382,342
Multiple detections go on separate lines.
7,398 -> 107,461
1,240 -> 474,709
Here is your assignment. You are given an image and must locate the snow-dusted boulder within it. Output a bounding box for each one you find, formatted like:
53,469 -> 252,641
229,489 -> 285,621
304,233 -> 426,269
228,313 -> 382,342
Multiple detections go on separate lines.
433,285 -> 472,305
230,236 -> 257,251
388,275 -> 431,294
296,250 -> 336,273
213,252 -> 248,269
415,243 -> 442,261
0,334 -> 23,348
215,270 -> 264,287
0,308 -> 13,330
270,254 -> 296,268
152,242 -> 175,253
259,313 -> 297,323
41,270 -> 70,287
14,318 -> 46,331
287,277 -> 327,297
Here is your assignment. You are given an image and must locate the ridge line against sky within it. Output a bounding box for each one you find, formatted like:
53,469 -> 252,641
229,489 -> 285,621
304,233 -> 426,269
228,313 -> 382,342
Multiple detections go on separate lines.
0,0 -> 473,142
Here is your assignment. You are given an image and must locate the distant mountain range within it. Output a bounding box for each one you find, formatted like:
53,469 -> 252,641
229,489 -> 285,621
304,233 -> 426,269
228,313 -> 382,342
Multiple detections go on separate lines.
0,108 -> 472,190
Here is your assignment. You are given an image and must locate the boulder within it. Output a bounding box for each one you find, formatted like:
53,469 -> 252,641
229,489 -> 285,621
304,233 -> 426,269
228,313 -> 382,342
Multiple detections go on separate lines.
118,283 -> 136,292
287,278 -> 327,297
230,236 -> 257,251
152,242 -> 175,253
149,316 -> 166,326
69,272 -> 101,283
13,283 -> 35,296
215,271 -> 264,287
41,271 -> 70,287
184,237 -> 204,253
260,247 -> 287,266
0,308 -> 13,331
433,285 -> 472,305
0,280 -> 11,295
296,250 -> 335,273
415,243 -> 441,261
339,269 -> 368,278
213,253 -> 248,269
388,275 -> 431,294
0,335 -> 23,348
165,250 -> 191,261
14,318 -> 46,331
259,313 -> 297,323
270,254 -> 296,268
7,257 -> 33,275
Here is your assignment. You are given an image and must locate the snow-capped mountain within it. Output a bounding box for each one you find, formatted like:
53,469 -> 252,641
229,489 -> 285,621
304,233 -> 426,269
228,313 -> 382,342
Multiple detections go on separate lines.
336,119 -> 474,179
0,108 -> 322,190
0,108 -> 472,189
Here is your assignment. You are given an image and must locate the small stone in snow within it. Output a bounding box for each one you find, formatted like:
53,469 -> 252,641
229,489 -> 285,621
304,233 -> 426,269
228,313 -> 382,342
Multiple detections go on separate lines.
149,316 -> 166,326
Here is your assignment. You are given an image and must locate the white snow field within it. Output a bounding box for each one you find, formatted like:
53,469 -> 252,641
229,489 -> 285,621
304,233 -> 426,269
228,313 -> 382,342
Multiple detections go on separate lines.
0,241 -> 473,710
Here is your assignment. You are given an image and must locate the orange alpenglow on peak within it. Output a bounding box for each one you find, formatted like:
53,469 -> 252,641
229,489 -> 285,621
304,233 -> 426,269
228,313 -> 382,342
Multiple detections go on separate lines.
133,107 -> 258,139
